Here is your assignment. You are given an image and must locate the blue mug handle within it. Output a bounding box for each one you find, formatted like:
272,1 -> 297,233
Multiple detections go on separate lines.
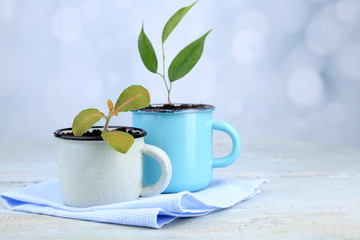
212,120 -> 241,168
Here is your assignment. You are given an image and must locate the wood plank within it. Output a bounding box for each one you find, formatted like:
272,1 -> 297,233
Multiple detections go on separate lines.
0,206 -> 359,239
0,139 -> 359,239
1,176 -> 359,239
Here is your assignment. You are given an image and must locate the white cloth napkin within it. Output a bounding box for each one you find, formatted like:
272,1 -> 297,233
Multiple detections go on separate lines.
1,178 -> 268,228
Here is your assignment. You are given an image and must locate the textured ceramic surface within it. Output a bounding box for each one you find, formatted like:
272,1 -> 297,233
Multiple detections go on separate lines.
133,105 -> 241,193
55,127 -> 172,208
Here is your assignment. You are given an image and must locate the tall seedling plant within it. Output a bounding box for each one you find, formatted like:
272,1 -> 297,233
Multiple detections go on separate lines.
138,1 -> 211,105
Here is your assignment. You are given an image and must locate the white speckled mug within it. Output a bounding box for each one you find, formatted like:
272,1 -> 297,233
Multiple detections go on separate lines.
54,126 -> 172,208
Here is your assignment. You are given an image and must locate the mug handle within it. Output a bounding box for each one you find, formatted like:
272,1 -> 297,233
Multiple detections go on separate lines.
212,120 -> 242,168
140,144 -> 172,197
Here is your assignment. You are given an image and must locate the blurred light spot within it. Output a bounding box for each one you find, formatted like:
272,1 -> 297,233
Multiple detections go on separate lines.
237,10 -> 268,36
287,68 -> 324,106
337,44 -> 360,79
336,0 -> 360,22
269,0 -> 309,34
325,102 -> 346,125
305,15 -> 341,55
0,0 -> 15,20
232,30 -> 265,64
51,6 -> 83,44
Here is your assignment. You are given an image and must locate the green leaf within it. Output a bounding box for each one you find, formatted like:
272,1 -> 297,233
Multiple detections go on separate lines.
114,85 -> 150,112
168,29 -> 212,82
101,130 -> 135,154
138,24 -> 158,73
162,1 -> 198,44
72,109 -> 105,136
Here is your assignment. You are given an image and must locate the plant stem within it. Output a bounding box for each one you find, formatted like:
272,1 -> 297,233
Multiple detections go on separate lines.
162,43 -> 172,105
155,44 -> 172,105
162,44 -> 166,79
103,113 -> 112,132
156,72 -> 172,105
156,72 -> 169,92
168,82 -> 172,105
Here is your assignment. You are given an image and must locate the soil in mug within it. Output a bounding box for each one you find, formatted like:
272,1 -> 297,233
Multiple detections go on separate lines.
139,104 -> 214,112
59,127 -> 144,138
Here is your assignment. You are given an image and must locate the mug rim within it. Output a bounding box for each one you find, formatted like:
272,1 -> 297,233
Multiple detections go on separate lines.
54,126 -> 147,141
133,103 -> 215,114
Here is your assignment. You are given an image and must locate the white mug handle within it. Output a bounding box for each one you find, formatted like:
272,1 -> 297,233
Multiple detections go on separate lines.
140,144 -> 172,197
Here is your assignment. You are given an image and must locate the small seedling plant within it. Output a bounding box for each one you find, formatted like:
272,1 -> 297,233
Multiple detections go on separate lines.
138,0 -> 211,105
72,85 -> 150,153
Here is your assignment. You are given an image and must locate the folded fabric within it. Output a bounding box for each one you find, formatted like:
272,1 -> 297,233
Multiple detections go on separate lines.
1,178 -> 268,228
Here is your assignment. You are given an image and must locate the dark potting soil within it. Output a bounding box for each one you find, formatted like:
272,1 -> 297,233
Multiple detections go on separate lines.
139,104 -> 214,112
59,127 -> 144,138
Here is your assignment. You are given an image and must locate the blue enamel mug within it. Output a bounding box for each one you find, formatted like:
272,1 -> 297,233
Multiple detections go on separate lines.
132,104 -> 241,193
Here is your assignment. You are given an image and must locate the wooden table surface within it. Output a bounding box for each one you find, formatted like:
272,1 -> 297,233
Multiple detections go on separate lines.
1,137 -> 360,239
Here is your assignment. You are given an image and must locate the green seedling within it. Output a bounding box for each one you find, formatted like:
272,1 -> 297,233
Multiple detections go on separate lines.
138,0 -> 212,105
72,85 -> 150,153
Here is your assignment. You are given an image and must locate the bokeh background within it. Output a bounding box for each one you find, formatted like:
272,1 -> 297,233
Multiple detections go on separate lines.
1,0 -> 359,146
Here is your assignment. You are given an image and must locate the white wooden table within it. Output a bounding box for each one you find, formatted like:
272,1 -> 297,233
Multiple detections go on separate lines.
1,137 -> 360,239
